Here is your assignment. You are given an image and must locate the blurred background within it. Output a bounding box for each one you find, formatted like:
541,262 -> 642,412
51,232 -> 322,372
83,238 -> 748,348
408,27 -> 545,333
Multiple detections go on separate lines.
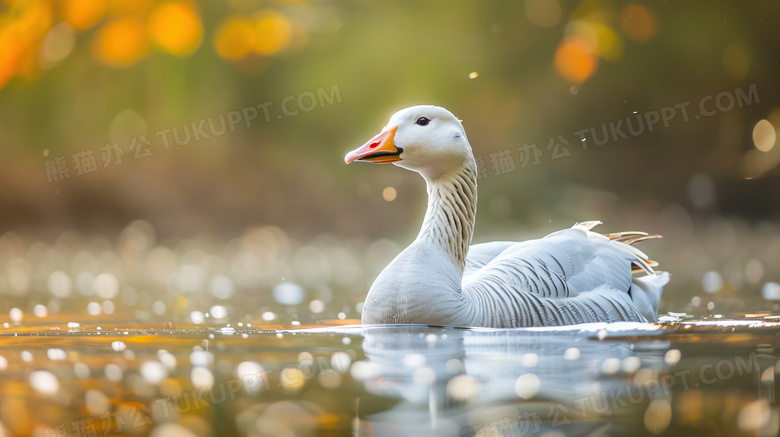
1,0 -> 779,324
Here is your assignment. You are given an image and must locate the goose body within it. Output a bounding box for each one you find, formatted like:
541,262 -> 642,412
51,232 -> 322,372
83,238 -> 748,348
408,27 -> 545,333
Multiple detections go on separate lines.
345,105 -> 668,328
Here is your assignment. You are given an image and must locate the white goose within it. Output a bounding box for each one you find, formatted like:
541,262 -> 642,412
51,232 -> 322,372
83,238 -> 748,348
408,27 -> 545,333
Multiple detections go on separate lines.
345,105 -> 669,328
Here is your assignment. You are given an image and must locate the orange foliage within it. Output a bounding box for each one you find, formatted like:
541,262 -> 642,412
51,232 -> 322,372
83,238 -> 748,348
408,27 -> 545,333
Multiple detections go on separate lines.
91,17 -> 148,67
147,1 -> 203,56
214,17 -> 256,60
253,10 -> 292,56
62,0 -> 106,31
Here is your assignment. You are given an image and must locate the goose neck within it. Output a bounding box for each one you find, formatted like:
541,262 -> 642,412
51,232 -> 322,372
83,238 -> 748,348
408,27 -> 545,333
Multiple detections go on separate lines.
416,159 -> 478,271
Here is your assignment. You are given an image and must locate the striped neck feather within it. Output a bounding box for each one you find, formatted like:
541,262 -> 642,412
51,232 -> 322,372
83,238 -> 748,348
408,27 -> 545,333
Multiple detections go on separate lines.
416,157 -> 478,272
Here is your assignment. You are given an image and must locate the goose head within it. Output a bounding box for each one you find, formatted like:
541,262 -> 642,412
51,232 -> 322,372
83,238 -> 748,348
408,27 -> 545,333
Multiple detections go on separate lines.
345,105 -> 473,180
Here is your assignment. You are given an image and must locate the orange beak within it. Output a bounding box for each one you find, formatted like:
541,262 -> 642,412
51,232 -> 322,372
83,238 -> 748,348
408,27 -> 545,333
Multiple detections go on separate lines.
345,126 -> 402,164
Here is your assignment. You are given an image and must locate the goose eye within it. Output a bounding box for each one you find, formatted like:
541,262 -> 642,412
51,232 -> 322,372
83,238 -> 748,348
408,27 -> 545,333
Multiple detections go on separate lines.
415,117 -> 430,126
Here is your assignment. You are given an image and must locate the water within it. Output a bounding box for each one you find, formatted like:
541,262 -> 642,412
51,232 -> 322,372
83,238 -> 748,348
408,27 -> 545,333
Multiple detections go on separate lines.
2,223 -> 779,435
0,315 -> 777,437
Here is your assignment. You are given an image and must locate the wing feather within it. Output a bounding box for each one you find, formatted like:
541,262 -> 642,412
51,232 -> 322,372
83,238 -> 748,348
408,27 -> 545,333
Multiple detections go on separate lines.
460,223 -> 666,327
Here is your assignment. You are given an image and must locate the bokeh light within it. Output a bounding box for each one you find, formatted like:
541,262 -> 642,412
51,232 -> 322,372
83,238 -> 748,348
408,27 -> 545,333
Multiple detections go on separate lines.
554,38 -> 598,83
514,373 -> 541,399
147,1 -> 204,56
0,25 -> 24,89
382,186 -> 397,202
753,119 -> 776,152
91,17 -> 148,67
62,0 -> 107,31
620,4 -> 657,42
214,17 -> 256,60
644,399 -> 672,434
253,10 -> 292,56
39,22 -> 76,68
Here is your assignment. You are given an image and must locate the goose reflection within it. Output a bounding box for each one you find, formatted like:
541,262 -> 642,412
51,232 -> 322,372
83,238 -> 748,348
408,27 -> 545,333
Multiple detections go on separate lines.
352,324 -> 673,437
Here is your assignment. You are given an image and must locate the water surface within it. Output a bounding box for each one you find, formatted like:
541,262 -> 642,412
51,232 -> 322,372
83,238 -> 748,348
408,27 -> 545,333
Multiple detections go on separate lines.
0,315 -> 777,437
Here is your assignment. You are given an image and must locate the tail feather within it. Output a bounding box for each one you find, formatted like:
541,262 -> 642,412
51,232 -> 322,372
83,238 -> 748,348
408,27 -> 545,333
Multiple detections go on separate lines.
615,234 -> 663,246
605,231 -> 649,240
571,220 -> 668,322
631,259 -> 659,272
573,220 -> 603,231
571,220 -> 662,276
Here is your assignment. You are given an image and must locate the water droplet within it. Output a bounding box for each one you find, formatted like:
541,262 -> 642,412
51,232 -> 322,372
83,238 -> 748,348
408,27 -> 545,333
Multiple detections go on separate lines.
209,305 -> 228,320
664,349 -> 681,365
87,301 -> 101,316
236,361 -> 263,379
622,356 -> 642,373
102,300 -> 115,315
30,370 -> 59,395
152,301 -> 167,315
191,367 -> 214,387
9,308 -> 23,323
644,399 -> 672,434
762,282 -> 780,300
349,361 -> 379,380
413,367 -> 436,385
515,373 -> 541,399
601,358 -> 621,375
445,359 -> 463,374
74,362 -> 90,378
521,353 -> 539,368
331,351 -> 352,372
563,347 -> 581,361
447,374 -> 478,400
85,390 -> 110,416
210,276 -> 235,299
190,311 -> 205,324
190,350 -> 214,368
309,300 -> 325,313
157,350 -> 177,369
47,348 -> 67,361
33,304 -> 48,318
105,364 -> 123,381
141,361 -> 168,384
273,281 -> 305,305
402,353 -> 426,369
93,272 -> 119,299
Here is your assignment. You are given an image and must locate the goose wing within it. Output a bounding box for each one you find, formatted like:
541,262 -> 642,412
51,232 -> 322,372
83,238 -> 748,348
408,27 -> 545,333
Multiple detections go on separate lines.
464,241 -> 517,276
461,226 -> 666,327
